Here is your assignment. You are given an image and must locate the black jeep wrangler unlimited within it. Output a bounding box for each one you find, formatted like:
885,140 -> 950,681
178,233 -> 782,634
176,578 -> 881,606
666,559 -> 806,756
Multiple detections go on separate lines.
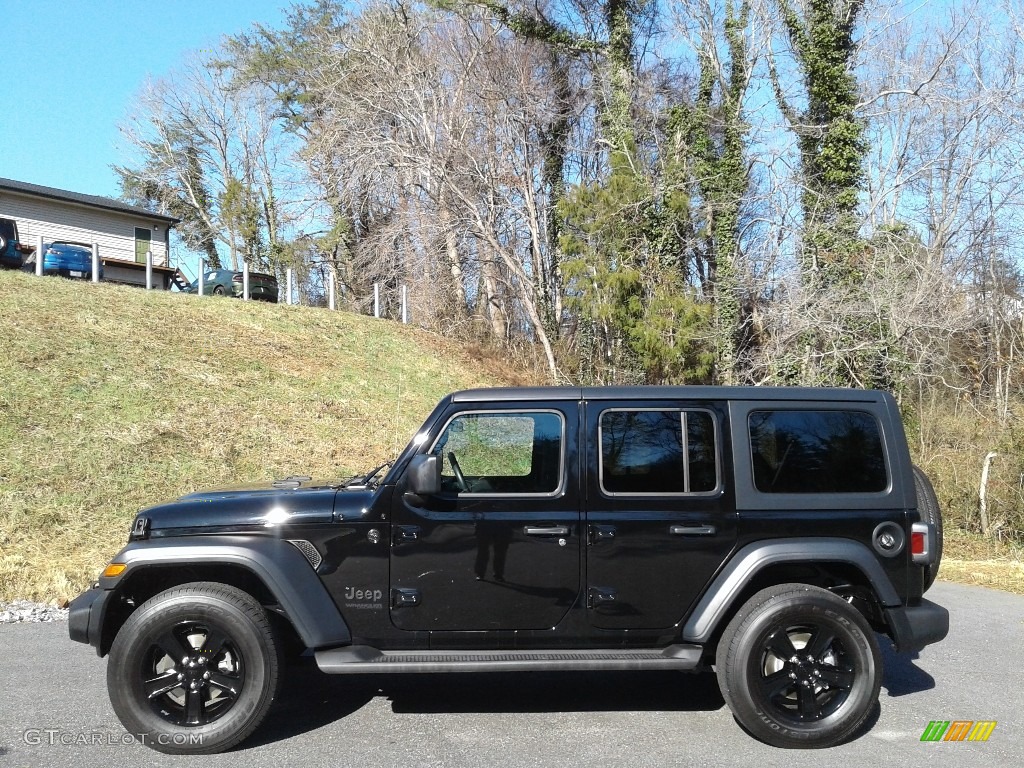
69,387 -> 947,753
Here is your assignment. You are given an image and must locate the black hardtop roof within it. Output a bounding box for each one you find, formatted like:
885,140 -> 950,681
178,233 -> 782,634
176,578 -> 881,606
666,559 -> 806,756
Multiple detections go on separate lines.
450,386 -> 887,403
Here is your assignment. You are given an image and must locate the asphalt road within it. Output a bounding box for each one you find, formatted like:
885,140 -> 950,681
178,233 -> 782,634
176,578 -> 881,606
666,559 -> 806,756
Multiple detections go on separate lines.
0,581 -> 1019,768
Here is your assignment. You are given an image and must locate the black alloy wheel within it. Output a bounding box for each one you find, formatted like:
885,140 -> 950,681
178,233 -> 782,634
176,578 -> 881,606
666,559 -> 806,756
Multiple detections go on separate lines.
107,582 -> 280,754
141,619 -> 245,727
716,583 -> 881,748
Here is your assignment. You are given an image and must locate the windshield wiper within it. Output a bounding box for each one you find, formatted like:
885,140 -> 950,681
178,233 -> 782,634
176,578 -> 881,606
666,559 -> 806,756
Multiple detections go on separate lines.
345,461 -> 393,488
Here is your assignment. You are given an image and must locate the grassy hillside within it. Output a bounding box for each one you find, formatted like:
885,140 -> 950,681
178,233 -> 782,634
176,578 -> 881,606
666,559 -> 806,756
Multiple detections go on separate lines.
2,270 -> 1020,602
0,270 -> 526,601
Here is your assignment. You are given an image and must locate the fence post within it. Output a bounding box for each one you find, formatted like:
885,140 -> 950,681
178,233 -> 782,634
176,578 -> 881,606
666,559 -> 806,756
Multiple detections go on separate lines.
35,235 -> 44,276
286,268 -> 293,305
197,259 -> 204,295
243,262 -> 250,300
92,243 -> 100,283
401,284 -> 408,324
980,452 -> 997,537
145,249 -> 153,289
328,272 -> 336,310
374,283 -> 380,318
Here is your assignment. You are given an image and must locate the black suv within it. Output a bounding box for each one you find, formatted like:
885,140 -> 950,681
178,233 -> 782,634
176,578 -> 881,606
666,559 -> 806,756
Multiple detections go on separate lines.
69,387 -> 947,753
0,217 -> 30,269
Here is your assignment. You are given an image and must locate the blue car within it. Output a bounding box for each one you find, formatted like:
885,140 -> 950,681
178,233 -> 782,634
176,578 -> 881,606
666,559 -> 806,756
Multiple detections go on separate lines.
36,241 -> 102,280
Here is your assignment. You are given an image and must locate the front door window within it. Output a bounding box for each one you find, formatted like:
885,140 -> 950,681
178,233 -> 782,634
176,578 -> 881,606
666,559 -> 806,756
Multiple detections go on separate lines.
432,411 -> 563,496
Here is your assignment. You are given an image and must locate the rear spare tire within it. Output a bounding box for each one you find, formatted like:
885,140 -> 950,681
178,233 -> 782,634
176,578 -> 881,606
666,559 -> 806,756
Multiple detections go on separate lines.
912,465 -> 943,591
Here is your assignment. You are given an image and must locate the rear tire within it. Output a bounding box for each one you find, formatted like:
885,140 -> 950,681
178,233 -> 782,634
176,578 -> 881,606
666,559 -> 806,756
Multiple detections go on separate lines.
213,285 -> 225,296
912,466 -> 943,591
107,582 -> 280,754
716,584 -> 881,749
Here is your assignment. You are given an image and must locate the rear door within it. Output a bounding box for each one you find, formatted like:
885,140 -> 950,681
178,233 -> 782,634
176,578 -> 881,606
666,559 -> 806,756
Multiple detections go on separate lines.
389,403 -> 581,632
584,400 -> 737,630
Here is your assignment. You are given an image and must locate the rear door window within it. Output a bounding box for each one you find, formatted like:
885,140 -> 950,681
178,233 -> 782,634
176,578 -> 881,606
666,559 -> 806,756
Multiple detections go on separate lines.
599,409 -> 719,495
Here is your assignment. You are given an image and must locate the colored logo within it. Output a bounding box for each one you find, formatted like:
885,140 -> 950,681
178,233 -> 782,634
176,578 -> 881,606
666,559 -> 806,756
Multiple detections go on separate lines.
920,721 -> 997,742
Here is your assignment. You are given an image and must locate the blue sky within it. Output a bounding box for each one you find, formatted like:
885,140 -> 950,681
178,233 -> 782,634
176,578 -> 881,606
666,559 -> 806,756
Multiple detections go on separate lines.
2,0 -> 289,199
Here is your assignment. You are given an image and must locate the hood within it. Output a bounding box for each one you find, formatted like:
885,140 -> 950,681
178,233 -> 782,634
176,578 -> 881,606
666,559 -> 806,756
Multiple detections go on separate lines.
136,477 -> 378,536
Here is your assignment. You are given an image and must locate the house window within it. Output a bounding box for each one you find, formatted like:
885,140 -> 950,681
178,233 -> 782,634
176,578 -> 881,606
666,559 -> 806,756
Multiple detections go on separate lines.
134,228 -> 151,264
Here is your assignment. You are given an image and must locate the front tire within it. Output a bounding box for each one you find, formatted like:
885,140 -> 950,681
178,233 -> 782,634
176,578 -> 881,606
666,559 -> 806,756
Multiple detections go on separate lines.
107,582 -> 280,754
716,584 -> 881,749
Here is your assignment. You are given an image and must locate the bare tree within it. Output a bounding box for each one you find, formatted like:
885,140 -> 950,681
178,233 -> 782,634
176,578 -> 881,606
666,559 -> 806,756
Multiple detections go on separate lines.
118,50 -> 301,275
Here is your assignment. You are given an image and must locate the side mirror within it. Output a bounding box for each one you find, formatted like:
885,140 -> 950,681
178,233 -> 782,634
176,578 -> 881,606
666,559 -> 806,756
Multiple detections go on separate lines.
406,454 -> 440,496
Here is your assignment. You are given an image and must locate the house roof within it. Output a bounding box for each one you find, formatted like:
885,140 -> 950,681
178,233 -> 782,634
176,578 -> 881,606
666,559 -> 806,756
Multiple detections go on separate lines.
0,177 -> 181,225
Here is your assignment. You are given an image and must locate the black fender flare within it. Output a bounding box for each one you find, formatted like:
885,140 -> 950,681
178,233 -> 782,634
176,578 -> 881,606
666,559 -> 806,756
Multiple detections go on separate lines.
99,535 -> 351,650
682,537 -> 902,644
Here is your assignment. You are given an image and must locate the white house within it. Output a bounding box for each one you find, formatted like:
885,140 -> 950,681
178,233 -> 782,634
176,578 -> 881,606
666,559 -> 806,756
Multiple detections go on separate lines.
0,177 -> 184,289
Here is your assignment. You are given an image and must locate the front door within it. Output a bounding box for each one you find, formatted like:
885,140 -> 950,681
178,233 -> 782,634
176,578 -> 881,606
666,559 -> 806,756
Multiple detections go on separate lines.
584,401 -> 737,630
390,405 -> 581,632
134,227 -> 151,264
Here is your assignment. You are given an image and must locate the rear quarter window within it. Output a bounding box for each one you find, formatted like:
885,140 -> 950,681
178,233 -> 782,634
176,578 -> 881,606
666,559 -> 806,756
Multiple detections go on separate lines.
748,410 -> 887,493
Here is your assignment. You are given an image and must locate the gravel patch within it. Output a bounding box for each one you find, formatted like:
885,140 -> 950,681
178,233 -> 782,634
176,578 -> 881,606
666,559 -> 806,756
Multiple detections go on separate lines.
0,600 -> 69,624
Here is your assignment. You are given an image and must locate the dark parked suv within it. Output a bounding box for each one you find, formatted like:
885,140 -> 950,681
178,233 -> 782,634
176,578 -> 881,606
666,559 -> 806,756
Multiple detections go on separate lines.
69,387 -> 947,753
185,268 -> 279,302
0,217 -> 32,269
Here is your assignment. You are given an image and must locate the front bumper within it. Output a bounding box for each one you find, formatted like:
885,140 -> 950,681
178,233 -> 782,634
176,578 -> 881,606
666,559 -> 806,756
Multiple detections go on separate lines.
885,598 -> 950,653
68,585 -> 111,655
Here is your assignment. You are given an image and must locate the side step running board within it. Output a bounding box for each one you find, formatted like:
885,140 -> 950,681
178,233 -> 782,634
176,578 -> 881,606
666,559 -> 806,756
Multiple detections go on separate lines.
315,644 -> 703,674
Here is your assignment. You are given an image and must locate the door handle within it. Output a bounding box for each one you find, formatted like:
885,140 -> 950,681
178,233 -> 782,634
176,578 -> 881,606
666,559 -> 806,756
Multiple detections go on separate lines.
670,524 -> 717,536
524,525 -> 570,536
590,524 -> 617,542
394,525 -> 421,542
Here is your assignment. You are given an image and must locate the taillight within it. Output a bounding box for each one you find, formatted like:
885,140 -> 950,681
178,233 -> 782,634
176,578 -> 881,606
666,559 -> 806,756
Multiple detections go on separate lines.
911,531 -> 926,555
910,522 -> 932,564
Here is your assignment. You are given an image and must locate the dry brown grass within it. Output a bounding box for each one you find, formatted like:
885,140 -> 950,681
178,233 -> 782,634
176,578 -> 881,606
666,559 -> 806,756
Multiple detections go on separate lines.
3,268 -> 1020,601
939,529 -> 1024,595
0,270 -> 530,601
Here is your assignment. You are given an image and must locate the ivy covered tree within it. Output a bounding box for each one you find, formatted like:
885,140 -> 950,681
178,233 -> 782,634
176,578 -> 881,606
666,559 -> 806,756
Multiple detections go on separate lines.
668,0 -> 755,385
771,0 -> 867,286
116,139 -> 222,269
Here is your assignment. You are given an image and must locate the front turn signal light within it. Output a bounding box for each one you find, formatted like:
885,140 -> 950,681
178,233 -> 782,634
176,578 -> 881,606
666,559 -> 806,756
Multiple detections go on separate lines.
102,563 -> 127,578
